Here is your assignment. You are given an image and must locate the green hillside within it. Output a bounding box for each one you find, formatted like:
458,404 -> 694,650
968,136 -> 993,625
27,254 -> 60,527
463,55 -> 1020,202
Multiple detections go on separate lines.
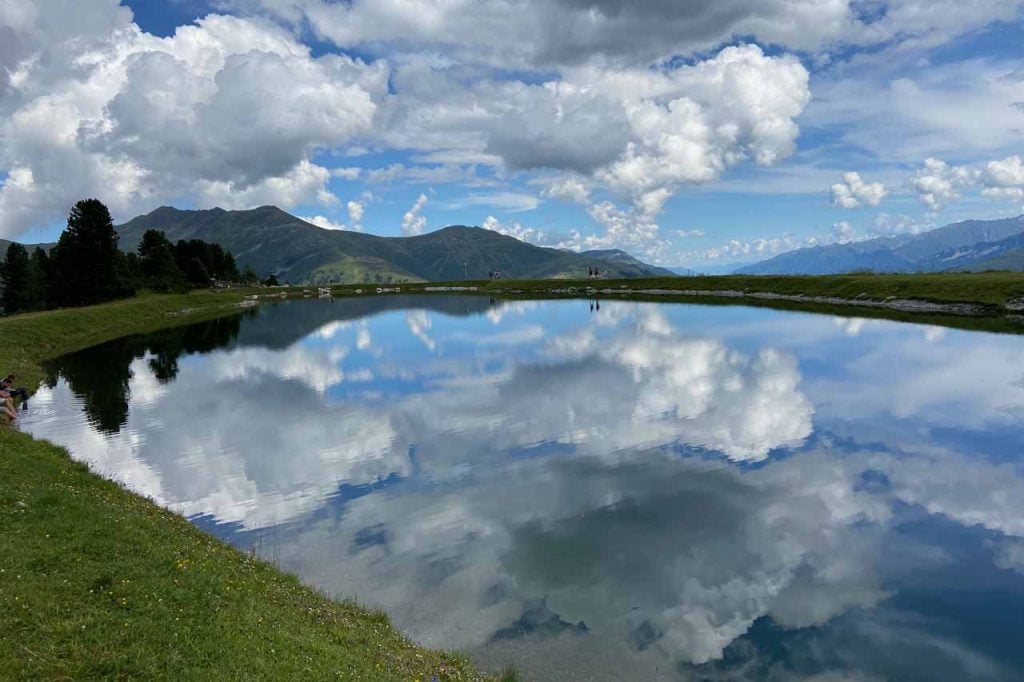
115,206 -> 671,284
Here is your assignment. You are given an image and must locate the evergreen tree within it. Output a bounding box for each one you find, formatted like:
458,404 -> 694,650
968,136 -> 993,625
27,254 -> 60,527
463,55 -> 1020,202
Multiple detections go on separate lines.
52,199 -> 130,306
222,252 -> 239,280
184,256 -> 211,287
138,229 -> 186,292
121,252 -> 144,292
0,243 -> 31,314
26,247 -> 52,311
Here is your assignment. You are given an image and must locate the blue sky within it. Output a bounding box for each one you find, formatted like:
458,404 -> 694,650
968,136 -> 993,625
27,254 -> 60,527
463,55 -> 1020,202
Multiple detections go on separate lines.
2,0 -> 1023,266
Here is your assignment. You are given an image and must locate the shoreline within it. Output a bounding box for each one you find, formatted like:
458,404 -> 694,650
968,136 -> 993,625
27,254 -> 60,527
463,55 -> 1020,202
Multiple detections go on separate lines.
393,273 -> 1024,325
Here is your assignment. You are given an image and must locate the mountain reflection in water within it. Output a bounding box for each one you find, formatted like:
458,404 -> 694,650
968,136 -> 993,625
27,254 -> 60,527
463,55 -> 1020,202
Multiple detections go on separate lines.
22,297 -> 1024,681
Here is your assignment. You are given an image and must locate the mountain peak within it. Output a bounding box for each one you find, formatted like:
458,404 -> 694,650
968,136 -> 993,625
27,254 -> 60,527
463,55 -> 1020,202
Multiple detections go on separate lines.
114,205 -> 672,283
737,214 -> 1024,275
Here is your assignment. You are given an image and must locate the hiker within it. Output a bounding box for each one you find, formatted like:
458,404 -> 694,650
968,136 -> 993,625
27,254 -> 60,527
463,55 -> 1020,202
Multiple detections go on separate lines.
1,374 -> 28,409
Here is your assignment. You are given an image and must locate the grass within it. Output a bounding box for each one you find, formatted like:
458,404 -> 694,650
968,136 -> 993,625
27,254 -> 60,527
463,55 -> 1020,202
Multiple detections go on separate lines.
401,272 -> 1024,310
0,290 -> 487,680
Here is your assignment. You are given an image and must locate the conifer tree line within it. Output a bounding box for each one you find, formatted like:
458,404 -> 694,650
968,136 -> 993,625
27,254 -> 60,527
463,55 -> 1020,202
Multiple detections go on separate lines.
1,199 -> 250,315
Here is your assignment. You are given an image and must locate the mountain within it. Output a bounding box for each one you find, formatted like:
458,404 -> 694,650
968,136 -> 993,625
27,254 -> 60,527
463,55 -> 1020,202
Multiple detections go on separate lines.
917,231 -> 1024,272
0,238 -> 53,255
670,262 -> 756,276
736,215 -> 1024,275
577,249 -> 677,277
116,206 -> 672,283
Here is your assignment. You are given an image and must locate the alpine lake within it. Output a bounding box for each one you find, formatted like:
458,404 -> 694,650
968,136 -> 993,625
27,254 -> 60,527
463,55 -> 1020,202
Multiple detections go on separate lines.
21,295 -> 1024,680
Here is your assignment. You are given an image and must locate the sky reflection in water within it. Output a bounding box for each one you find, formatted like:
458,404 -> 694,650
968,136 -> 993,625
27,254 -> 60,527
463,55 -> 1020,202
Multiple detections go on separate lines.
21,297 -> 1024,680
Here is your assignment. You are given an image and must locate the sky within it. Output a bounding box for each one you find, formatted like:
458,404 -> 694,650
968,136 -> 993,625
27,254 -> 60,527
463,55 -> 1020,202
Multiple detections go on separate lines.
1,0 -> 1023,267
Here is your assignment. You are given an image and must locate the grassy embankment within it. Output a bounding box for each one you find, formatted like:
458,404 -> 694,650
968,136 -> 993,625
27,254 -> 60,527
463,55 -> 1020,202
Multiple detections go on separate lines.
396,272 -> 1024,334
410,272 -> 1024,309
0,290 -> 491,680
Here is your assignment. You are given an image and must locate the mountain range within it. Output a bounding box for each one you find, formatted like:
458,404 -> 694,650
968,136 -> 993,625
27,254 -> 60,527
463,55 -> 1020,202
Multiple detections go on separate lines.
736,215 -> 1024,275
115,206 -> 674,283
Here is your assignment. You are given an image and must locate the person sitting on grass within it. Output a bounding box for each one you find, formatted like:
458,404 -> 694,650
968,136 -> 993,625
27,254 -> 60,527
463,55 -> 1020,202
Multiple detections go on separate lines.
1,374 -> 28,409
0,391 -> 16,422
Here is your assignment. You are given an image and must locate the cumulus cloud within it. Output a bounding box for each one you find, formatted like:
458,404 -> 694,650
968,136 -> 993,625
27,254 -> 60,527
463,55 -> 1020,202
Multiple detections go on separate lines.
400,193 -> 428,236
981,155 -> 1024,200
867,212 -> 931,238
481,215 -> 549,245
346,199 -> 365,231
0,5 -> 386,237
376,44 -> 810,254
303,214 -> 347,231
831,171 -> 888,208
832,220 -> 856,243
238,0 -> 1024,69
909,158 -> 981,211
540,176 -> 591,204
301,199 -> 365,231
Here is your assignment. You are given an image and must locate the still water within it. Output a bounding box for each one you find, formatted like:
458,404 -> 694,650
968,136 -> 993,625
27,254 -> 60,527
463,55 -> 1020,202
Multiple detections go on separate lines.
22,296 -> 1024,680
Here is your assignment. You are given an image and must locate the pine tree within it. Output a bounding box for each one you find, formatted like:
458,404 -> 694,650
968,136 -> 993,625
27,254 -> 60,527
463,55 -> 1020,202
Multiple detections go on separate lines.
138,229 -> 186,292
222,252 -> 239,280
27,247 -> 52,311
51,199 -> 130,306
0,243 -> 31,314
184,256 -> 211,287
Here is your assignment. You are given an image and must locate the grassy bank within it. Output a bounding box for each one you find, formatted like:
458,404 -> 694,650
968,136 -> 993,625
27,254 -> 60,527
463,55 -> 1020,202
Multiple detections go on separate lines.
401,272 -> 1024,310
0,292 -> 488,680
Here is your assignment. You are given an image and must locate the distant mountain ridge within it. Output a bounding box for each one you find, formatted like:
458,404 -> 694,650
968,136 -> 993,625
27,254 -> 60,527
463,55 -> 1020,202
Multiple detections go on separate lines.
115,206 -> 673,284
736,215 -> 1024,275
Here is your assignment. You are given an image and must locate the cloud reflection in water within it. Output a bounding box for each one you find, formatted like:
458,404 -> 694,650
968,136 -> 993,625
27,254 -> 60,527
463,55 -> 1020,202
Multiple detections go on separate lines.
21,298 -> 1024,680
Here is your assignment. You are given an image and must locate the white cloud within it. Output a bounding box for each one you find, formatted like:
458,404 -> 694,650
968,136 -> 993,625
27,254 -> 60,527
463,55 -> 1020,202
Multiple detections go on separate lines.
364,163 -> 487,186
698,233 -> 808,261
0,6 -> 387,238
992,538 -> 1024,574
832,220 -> 856,243
303,214 -> 346,230
302,199 -> 365,231
867,212 -> 932,238
400,193 -> 428,236
807,53 -> 1024,164
196,159 -> 337,209
442,191 -> 539,212
981,155 -> 1024,200
540,176 -> 591,204
239,0 -> 1024,70
373,44 -> 809,254
405,309 -> 435,350
346,199 -> 365,231
331,166 -> 363,180
831,171 -> 888,208
481,215 -> 548,244
909,158 -> 981,211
